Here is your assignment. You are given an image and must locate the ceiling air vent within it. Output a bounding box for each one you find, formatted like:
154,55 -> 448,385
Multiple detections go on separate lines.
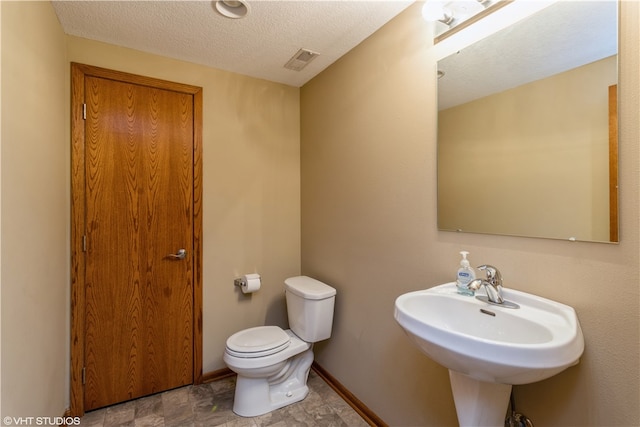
284,48 -> 320,71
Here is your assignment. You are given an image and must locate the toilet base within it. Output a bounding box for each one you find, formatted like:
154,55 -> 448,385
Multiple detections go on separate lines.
232,347 -> 314,417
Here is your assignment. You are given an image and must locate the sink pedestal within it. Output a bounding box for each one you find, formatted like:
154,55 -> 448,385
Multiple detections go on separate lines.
449,370 -> 511,427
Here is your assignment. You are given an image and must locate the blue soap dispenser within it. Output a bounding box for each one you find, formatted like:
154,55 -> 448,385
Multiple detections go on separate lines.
456,251 -> 476,296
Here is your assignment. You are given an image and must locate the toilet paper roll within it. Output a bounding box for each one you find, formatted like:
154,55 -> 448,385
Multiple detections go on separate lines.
241,273 -> 261,294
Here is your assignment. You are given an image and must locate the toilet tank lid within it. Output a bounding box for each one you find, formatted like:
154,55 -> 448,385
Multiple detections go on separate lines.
285,276 -> 336,300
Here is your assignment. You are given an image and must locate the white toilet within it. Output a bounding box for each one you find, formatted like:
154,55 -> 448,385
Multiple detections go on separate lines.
223,275 -> 336,417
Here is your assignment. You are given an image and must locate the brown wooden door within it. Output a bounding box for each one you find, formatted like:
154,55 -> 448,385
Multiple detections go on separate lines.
82,74 -> 194,410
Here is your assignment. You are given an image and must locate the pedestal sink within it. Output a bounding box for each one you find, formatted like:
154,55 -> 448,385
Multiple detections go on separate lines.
394,283 -> 584,426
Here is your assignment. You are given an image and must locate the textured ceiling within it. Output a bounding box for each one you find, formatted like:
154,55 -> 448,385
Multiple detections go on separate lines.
438,1 -> 618,110
52,0 -> 414,87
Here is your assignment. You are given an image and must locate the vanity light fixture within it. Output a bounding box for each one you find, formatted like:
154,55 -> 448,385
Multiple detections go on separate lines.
422,1 -> 455,25
214,0 -> 250,19
424,0 -> 512,43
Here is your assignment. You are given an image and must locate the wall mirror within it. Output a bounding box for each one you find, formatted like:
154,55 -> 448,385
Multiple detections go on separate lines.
437,1 -> 618,243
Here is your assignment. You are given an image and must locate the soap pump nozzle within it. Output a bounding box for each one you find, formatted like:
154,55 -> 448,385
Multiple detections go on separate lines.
459,251 -> 470,268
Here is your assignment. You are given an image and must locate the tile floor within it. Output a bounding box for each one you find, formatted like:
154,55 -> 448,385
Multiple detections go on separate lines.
78,370 -> 370,427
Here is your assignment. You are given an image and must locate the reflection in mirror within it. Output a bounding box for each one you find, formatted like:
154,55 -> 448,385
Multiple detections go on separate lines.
437,1 -> 618,243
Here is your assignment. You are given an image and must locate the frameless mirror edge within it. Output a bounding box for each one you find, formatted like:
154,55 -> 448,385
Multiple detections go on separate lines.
435,1 -> 620,244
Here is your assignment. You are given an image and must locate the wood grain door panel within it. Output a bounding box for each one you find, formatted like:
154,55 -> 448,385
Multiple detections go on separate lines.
70,63 -> 203,414
84,77 -> 193,410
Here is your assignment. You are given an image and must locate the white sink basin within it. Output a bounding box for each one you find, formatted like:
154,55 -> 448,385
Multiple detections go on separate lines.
394,282 -> 584,384
394,282 -> 585,426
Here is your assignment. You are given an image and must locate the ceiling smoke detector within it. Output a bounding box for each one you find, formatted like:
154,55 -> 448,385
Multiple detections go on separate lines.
215,0 -> 249,19
284,48 -> 320,71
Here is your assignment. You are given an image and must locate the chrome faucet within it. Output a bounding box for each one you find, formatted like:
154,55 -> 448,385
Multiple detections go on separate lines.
468,265 -> 504,304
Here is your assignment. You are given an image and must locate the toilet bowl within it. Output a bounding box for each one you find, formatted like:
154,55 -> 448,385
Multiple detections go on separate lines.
223,328 -> 313,417
223,276 -> 336,417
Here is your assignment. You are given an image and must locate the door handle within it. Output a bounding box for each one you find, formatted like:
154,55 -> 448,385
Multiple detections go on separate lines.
167,249 -> 187,260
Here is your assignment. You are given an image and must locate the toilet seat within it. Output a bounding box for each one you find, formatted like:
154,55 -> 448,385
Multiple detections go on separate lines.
226,326 -> 291,358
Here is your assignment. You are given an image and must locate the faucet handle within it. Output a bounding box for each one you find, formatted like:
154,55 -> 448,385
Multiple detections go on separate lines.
477,265 -> 502,286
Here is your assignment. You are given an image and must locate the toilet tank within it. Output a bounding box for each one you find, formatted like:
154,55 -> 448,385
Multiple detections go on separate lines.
284,276 -> 336,342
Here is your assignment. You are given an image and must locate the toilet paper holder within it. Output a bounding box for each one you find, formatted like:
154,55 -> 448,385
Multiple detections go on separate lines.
234,273 -> 261,289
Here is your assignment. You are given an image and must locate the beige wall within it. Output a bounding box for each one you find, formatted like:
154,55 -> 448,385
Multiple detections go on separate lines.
439,56 -> 617,242
1,2 -> 3,418
1,1 -> 69,418
301,2 -> 639,426
1,0 -> 301,416
65,37 -> 302,374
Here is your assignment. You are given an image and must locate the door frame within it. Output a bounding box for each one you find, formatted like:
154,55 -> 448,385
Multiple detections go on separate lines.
69,63 -> 203,416
608,84 -> 618,243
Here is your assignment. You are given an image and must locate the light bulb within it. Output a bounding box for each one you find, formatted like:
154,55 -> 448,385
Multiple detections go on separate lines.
422,1 -> 454,24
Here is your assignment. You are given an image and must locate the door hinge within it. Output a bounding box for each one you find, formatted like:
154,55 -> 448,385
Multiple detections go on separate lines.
82,367 -> 86,385
82,103 -> 87,120
82,235 -> 87,252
